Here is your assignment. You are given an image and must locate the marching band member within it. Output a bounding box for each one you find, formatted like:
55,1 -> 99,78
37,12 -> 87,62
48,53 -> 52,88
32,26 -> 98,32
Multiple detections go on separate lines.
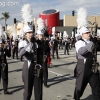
63,31 -> 70,55
12,33 -> 19,59
43,37 -> 50,87
59,32 -> 63,49
36,18 -> 50,88
50,27 -> 59,59
19,4 -> 43,100
5,39 -> 11,54
74,7 -> 100,100
0,25 -> 11,94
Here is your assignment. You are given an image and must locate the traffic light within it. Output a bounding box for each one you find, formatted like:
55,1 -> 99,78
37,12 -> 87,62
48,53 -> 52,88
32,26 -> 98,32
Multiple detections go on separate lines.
2,26 -> 5,31
72,10 -> 75,16
14,18 -> 16,24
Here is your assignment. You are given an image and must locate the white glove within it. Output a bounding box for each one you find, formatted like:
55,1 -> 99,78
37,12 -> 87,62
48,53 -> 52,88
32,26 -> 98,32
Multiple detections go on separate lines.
87,42 -> 94,52
26,43 -> 33,52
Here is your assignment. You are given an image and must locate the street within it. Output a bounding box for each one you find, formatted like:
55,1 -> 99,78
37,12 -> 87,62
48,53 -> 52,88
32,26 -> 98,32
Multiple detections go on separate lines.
0,48 -> 100,100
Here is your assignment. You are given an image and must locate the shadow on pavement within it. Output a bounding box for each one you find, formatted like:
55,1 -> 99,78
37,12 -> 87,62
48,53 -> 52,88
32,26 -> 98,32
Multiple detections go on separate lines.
9,68 -> 22,73
10,85 -> 24,94
0,85 -> 24,94
61,56 -> 76,59
48,74 -> 75,86
8,60 -> 21,64
52,62 -> 76,68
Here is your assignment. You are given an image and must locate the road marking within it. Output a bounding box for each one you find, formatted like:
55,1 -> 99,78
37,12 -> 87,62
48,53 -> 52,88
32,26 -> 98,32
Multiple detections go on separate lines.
8,59 -> 75,80
8,58 -> 92,91
48,70 -> 75,80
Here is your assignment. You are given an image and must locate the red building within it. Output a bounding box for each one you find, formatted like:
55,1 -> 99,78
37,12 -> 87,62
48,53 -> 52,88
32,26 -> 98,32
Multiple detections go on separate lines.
39,9 -> 60,34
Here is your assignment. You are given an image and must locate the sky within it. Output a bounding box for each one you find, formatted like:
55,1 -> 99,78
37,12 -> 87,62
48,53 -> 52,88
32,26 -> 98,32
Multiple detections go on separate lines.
0,0 -> 100,26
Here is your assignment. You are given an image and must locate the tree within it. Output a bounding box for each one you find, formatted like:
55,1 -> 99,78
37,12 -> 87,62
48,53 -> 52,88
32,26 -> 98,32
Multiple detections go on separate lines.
0,17 -> 4,20
2,12 -> 10,30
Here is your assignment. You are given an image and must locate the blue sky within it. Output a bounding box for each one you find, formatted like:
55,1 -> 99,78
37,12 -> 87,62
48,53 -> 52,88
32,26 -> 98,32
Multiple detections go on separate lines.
0,0 -> 100,26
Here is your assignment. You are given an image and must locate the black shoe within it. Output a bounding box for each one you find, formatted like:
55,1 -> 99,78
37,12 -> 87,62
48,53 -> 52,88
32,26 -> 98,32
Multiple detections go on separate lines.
21,59 -> 23,61
52,57 -> 55,59
75,99 -> 80,100
74,73 -> 77,77
4,91 -> 10,95
44,84 -> 50,88
57,57 -> 59,59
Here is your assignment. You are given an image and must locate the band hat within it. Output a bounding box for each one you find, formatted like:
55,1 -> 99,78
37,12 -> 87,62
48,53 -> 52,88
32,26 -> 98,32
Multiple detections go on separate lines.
37,18 -> 46,35
21,4 -> 33,25
52,27 -> 55,35
52,32 -> 55,35
13,33 -> 18,40
63,31 -> 68,37
21,4 -> 34,34
79,27 -> 90,35
19,29 -> 24,37
23,25 -> 33,33
37,30 -> 43,35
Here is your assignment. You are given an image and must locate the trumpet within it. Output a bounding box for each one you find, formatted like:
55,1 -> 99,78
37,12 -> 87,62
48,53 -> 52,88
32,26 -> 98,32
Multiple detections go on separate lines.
92,62 -> 99,73
43,55 -> 47,62
34,64 -> 42,77
1,63 -> 6,71
55,35 -> 59,41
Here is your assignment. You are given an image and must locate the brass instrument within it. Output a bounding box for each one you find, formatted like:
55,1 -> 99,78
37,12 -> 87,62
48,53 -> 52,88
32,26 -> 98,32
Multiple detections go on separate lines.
15,41 -> 18,47
55,35 -> 59,41
43,55 -> 47,62
0,47 -> 6,71
0,42 -> 6,82
33,42 -> 38,62
34,64 -> 42,77
92,44 -> 99,73
13,40 -> 18,47
33,42 -> 42,77
68,37 -> 70,43
1,63 -> 6,71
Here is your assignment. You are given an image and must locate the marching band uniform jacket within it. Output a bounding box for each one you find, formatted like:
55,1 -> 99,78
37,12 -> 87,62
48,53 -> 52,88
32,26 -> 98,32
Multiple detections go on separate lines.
74,39 -> 100,100
0,47 -> 11,92
18,39 -> 43,100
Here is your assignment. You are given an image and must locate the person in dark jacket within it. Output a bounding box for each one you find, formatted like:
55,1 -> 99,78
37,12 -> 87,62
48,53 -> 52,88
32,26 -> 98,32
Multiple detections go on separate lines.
0,38 -> 11,94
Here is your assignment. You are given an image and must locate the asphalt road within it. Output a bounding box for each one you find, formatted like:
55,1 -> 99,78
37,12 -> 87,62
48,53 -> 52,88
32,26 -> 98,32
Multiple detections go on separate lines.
0,48 -> 100,100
